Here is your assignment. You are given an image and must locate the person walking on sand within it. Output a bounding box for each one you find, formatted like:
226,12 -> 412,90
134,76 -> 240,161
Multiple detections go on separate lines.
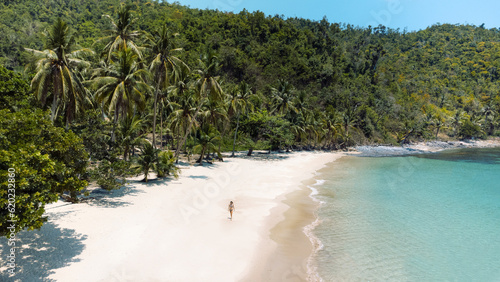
228,201 -> 235,221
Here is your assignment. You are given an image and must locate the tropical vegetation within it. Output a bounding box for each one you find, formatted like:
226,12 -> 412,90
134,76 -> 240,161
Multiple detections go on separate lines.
1,0 -> 500,235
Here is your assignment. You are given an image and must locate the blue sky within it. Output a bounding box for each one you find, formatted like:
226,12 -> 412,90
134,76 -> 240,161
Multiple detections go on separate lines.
169,0 -> 500,31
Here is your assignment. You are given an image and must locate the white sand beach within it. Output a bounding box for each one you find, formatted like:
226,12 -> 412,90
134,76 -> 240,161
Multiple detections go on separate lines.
1,151 -> 343,281
3,140 -> 499,281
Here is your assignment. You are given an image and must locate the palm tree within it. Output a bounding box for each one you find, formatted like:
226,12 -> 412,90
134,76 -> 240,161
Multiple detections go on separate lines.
196,50 -> 224,102
167,66 -> 192,104
155,150 -> 180,179
290,123 -> 306,147
341,102 -> 359,146
26,18 -> 93,127
229,82 -> 253,157
89,48 -> 150,126
481,103 -> 497,136
99,4 -> 142,62
134,141 -> 158,183
294,90 -> 309,114
451,109 -> 465,137
193,128 -> 222,165
164,66 -> 191,149
271,79 -> 298,116
201,95 -> 229,157
323,106 -> 342,149
147,24 -> 189,149
430,110 -> 449,140
158,89 -> 175,150
199,96 -> 228,132
117,114 -> 145,161
174,50 -> 223,160
169,85 -> 197,161
304,111 -> 322,149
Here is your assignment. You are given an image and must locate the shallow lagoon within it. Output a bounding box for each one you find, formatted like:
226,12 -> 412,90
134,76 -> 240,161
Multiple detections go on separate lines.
312,148 -> 500,281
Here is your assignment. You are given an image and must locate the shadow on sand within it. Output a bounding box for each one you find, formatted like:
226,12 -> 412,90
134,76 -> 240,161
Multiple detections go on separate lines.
238,151 -> 291,161
188,175 -> 209,179
0,173 -> 187,280
84,175 -> 182,207
83,183 -> 144,208
0,222 -> 86,281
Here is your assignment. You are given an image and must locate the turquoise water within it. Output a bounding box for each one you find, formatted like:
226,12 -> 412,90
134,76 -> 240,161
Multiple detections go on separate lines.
312,148 -> 500,281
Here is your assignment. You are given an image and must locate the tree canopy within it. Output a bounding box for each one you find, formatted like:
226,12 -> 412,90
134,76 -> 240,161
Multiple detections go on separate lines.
0,109 -> 88,236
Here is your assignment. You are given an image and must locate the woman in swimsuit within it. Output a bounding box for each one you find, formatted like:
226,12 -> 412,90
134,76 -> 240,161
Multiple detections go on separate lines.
228,201 -> 235,220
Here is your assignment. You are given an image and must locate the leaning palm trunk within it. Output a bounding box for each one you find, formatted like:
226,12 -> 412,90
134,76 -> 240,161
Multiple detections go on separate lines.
231,113 -> 241,157
123,144 -> 130,161
160,104 -> 163,150
218,123 -> 228,159
175,100 -> 203,163
143,165 -> 150,182
111,110 -> 119,143
196,146 -> 206,164
152,81 -> 161,149
51,90 -> 58,123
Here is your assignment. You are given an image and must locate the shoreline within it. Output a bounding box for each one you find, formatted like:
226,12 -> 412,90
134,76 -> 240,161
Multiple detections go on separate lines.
2,143 -> 497,280
243,179 -> 319,281
242,152 -> 345,282
355,138 -> 500,157
264,139 -> 500,282
0,151 -> 343,281
299,139 -> 500,281
304,179 -> 327,282
296,142 -> 500,281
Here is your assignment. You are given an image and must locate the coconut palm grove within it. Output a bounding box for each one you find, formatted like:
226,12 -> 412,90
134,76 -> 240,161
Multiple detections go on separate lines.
1,0 -> 500,235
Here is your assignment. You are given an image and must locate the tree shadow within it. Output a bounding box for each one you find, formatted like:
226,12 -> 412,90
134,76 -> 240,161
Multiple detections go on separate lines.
240,151 -> 291,161
83,184 -> 144,208
135,175 -> 184,188
0,222 -> 86,281
188,175 -> 209,179
175,161 -> 192,167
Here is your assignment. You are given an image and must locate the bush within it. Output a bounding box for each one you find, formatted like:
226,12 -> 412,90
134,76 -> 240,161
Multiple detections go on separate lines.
458,120 -> 483,139
89,159 -> 130,190
155,150 -> 180,179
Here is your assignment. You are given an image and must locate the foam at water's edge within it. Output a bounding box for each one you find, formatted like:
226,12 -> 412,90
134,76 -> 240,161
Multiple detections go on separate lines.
304,180 -> 326,282
309,180 -> 325,200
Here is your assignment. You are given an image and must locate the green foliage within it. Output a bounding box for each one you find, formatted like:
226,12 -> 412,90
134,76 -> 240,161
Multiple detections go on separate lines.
0,109 -> 88,236
2,0 -> 499,146
133,141 -> 158,182
192,126 -> 222,164
99,3 -> 143,62
72,110 -> 134,190
241,110 -> 293,151
155,150 -> 180,179
117,114 -> 146,161
0,64 -> 33,110
74,109 -> 114,161
4,0 -> 500,237
26,18 -> 93,126
458,119 -> 483,140
89,48 -> 150,123
90,159 -> 130,191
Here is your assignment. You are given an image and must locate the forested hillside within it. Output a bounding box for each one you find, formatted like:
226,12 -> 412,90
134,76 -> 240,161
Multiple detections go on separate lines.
1,0 -> 500,233
2,0 -> 499,143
